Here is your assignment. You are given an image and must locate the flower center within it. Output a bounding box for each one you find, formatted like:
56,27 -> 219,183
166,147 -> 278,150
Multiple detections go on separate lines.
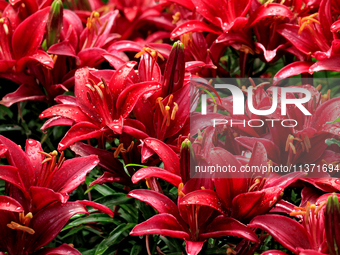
290,201 -> 326,249
83,11 -> 108,49
7,212 -> 35,235
85,77 -> 113,125
36,150 -> 65,186
156,95 -> 179,131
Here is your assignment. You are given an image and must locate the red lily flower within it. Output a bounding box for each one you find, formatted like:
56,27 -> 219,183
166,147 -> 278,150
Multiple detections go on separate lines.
110,0 -> 174,40
234,84 -> 340,166
48,10 -> 120,68
248,2 -> 293,63
275,0 -> 340,76
180,141 -> 303,222
40,65 -> 161,150
0,135 -> 113,217
249,193 -> 340,254
128,188 -> 260,255
0,7 -> 53,73
0,198 -> 89,255
171,0 -> 251,38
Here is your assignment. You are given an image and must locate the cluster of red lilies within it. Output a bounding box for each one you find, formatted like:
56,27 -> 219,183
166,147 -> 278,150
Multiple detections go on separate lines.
0,0 -> 340,254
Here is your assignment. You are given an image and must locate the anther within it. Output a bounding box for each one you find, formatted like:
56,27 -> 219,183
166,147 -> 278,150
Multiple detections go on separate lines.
7,222 -> 35,235
171,102 -> 178,120
85,84 -> 95,91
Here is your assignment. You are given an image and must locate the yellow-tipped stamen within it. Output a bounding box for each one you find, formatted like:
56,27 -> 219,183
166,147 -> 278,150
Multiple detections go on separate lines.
248,179 -> 260,192
165,106 -> 171,126
7,222 -> 35,235
298,13 -> 320,35
171,103 -> 178,120
178,183 -> 185,197
85,84 -> 95,91
172,12 -> 181,24
7,212 -> 35,235
94,85 -> 104,101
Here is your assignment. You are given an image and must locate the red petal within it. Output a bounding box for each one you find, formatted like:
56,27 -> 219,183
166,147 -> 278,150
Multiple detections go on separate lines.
48,41 -> 77,57
58,122 -> 102,151
16,50 -> 54,71
273,61 -> 314,84
235,137 -> 281,164
25,139 -> 44,179
0,195 -> 23,212
309,56 -> 340,73
0,135 -> 34,190
210,147 -> 247,207
231,191 -> 263,220
248,4 -> 292,27
103,53 -> 127,70
127,189 -> 181,221
171,20 -> 221,39
248,214 -> 312,252
107,40 -> 143,53
77,200 -> 114,217
49,155 -> 99,193
276,24 -> 319,55
261,250 -> 288,255
27,202 -> 88,252
310,97 -> 340,130
40,104 -> 93,123
108,61 -> 138,101
141,138 -> 180,175
0,165 -> 26,192
201,215 -> 260,242
166,0 -> 194,10
132,167 -> 182,187
0,83 -> 45,107
248,141 -> 268,169
30,186 -> 67,211
38,244 -> 81,255
116,81 -> 161,118
41,116 -> 75,130
185,240 -> 205,255
180,189 -> 227,215
130,213 -> 189,239
78,48 -> 107,67
12,7 -> 50,59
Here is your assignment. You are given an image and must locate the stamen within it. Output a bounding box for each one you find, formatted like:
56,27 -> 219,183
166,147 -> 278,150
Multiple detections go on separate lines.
7,222 -> 35,235
298,13 -> 320,35
178,183 -> 185,197
171,103 -> 178,120
3,23 -> 8,35
165,106 -> 171,126
172,12 -> 181,24
94,85 -> 104,101
85,84 -> 95,91
157,97 -> 165,115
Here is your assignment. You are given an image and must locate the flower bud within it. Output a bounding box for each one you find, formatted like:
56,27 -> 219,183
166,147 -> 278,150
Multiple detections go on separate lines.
161,41 -> 185,97
180,139 -> 195,184
325,193 -> 340,255
46,0 -> 63,48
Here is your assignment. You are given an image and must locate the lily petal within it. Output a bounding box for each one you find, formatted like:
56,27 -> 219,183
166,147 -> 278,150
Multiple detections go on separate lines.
248,214 -> 312,252
130,213 -> 190,239
0,195 -> 23,212
132,167 -> 182,187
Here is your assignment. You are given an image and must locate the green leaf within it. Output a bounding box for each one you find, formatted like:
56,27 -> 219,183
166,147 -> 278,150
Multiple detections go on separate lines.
325,138 -> 340,147
94,193 -> 132,208
62,214 -> 118,231
130,244 -> 143,255
95,223 -> 136,255
326,116 -> 340,124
